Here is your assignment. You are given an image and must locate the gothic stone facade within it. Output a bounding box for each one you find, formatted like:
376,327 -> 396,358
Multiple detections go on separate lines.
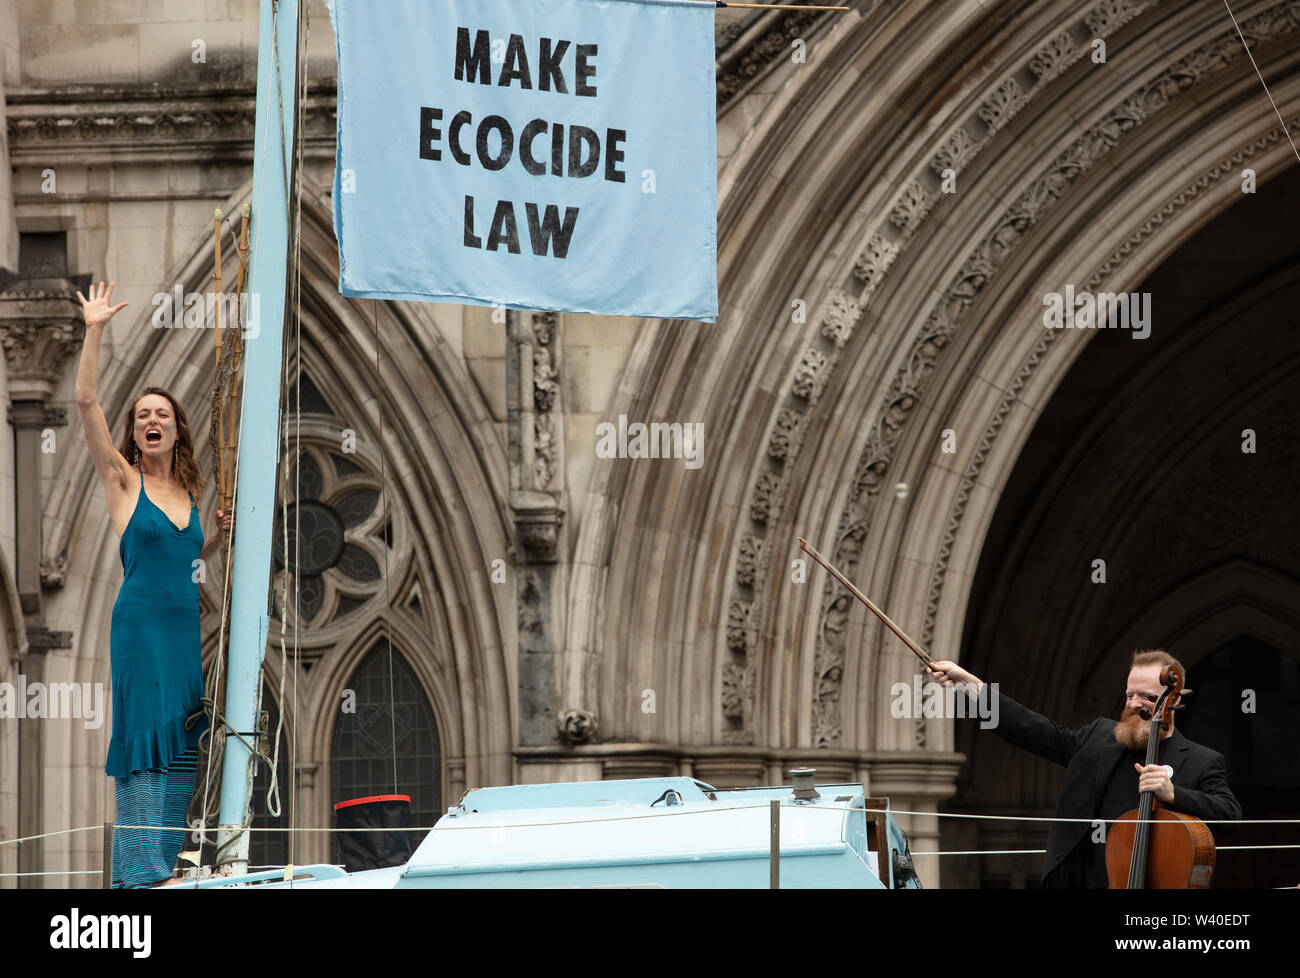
2,0 -> 1298,887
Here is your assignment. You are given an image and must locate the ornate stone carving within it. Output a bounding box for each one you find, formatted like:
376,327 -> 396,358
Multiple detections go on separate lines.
532,314 -> 560,411
40,553 -> 67,589
820,290 -> 862,348
534,413 -> 557,488
714,12 -> 757,54
721,654 -> 756,743
727,599 -> 754,652
721,727 -> 756,746
852,233 -> 899,292
715,10 -> 824,106
750,472 -> 780,525
1028,32 -> 1077,83
0,311 -> 82,399
514,500 -> 564,564
791,348 -> 828,400
977,77 -> 1028,133
889,181 -> 934,236
931,126 -> 979,176
737,534 -> 762,588
556,708 -> 599,745
813,523 -> 866,747
721,663 -> 747,718
1084,0 -> 1153,37
917,0 -> 1157,192
767,407 -> 804,462
531,312 -> 561,489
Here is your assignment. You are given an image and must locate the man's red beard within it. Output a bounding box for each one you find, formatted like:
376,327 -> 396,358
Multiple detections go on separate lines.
1113,706 -> 1150,749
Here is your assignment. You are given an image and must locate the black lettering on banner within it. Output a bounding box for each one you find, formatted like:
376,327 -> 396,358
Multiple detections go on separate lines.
520,119 -> 548,176
550,122 -> 565,177
449,110 -> 472,166
538,38 -> 571,93
575,43 -> 598,96
455,28 -> 491,84
487,200 -> 521,253
499,34 -> 532,88
419,106 -> 443,160
464,195 -> 483,248
568,126 -> 600,178
477,115 -> 514,171
605,128 -> 626,183
526,203 -> 580,258
438,27 -> 622,260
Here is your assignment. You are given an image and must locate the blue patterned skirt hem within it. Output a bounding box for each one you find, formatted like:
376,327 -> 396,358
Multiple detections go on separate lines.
111,747 -> 198,889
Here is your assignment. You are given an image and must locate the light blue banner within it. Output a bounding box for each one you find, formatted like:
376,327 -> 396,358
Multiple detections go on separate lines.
327,0 -> 717,321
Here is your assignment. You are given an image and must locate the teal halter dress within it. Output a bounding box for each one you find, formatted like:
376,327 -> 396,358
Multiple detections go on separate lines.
107,465 -> 207,887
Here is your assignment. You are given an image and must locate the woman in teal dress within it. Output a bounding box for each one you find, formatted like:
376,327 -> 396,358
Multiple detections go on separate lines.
74,281 -> 233,887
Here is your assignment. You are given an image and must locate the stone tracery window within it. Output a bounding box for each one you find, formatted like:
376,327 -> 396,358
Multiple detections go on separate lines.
330,643 -> 441,862
270,374 -> 392,626
270,446 -> 385,624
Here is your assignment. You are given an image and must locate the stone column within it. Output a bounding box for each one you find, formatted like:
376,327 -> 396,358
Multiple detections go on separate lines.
0,0 -> 19,273
868,753 -> 964,888
507,311 -> 579,754
295,761 -> 317,866
1,286 -> 83,886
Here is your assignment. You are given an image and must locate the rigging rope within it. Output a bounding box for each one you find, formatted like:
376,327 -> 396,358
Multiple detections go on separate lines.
372,299 -> 399,796
186,0 -> 312,872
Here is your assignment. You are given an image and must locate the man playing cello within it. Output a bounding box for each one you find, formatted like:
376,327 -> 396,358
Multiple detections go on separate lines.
927,649 -> 1241,888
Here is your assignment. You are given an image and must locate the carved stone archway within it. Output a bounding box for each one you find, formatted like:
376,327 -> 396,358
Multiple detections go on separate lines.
560,0 -> 1300,885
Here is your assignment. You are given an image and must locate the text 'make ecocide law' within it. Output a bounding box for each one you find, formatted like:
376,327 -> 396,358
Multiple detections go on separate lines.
420,28 -> 628,260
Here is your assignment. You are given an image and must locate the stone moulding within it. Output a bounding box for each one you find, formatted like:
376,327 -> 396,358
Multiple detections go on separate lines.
716,8 -> 829,107
5,82 -> 338,163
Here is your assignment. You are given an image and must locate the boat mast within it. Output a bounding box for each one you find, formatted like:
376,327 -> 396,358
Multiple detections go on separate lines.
215,0 -> 302,874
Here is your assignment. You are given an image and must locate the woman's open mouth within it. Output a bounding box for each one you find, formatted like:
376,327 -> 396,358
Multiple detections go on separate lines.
146,430 -> 162,445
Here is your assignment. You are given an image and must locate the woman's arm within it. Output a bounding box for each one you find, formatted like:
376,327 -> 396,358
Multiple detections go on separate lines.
74,282 -> 131,490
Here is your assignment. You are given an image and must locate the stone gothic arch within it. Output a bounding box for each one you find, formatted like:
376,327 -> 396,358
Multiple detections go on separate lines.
564,0 -> 1300,880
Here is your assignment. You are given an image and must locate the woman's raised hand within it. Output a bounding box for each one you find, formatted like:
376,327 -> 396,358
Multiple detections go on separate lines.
76,280 -> 129,328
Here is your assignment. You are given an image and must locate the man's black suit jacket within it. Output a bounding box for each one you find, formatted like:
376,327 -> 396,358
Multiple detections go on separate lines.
991,691 -> 1241,883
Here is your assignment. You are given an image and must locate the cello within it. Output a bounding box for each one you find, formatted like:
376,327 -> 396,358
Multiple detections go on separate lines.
1104,664 -> 1216,888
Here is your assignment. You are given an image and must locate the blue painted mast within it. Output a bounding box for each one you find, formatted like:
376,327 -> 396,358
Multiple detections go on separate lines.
216,0 -> 301,873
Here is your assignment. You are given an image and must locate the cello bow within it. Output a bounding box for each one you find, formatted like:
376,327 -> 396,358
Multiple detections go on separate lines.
798,538 -> 934,668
